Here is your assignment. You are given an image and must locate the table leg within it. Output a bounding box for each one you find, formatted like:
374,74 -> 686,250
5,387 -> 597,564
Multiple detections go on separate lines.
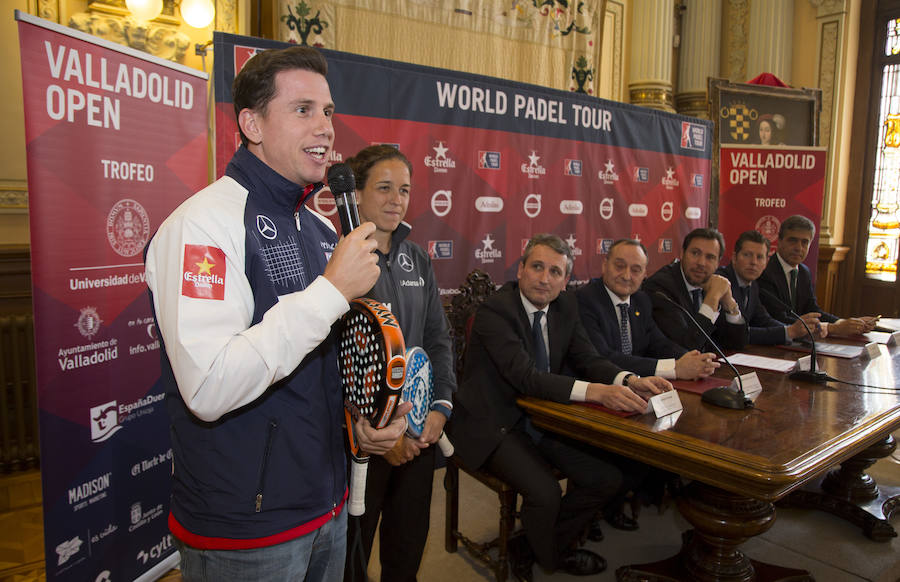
616,481 -> 812,582
780,435 -> 899,541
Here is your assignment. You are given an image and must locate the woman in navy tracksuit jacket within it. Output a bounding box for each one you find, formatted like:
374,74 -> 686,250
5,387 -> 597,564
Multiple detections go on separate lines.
346,145 -> 456,582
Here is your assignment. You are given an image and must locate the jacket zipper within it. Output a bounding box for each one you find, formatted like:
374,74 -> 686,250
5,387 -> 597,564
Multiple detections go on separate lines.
255,420 -> 278,512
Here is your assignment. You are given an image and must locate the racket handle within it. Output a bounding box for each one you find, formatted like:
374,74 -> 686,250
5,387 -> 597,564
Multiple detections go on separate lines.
437,432 -> 454,457
348,454 -> 369,516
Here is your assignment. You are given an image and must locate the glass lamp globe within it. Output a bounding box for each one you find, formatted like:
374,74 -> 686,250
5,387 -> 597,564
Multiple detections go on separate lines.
125,0 -> 163,22
180,0 -> 216,28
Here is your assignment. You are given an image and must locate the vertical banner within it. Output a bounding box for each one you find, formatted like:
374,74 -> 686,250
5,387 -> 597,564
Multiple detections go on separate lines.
718,145 -> 826,272
213,32 -> 712,292
16,12 -> 208,581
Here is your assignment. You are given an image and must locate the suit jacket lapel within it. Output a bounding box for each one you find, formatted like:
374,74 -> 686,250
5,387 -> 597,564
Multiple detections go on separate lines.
767,257 -> 791,302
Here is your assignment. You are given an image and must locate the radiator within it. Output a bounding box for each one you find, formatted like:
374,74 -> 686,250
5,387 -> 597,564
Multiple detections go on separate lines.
0,315 -> 39,472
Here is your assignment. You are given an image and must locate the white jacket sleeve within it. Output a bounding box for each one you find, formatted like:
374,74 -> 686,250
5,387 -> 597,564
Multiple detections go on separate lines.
145,181 -> 348,422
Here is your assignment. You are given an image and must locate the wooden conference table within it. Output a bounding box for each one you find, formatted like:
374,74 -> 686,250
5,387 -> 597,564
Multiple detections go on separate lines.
518,339 -> 900,581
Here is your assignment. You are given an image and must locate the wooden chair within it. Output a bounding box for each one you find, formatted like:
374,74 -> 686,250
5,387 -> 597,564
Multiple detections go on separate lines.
442,269 -> 519,582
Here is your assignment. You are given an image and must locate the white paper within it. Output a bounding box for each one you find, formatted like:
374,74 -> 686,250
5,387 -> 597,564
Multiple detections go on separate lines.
649,390 -> 683,417
727,352 -> 797,373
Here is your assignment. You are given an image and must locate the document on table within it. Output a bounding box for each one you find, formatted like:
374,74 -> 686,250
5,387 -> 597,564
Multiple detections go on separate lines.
727,353 -> 798,373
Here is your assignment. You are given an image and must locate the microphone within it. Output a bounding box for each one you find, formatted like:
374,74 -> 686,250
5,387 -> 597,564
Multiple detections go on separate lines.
757,286 -> 832,384
653,291 -> 752,410
327,163 -> 360,236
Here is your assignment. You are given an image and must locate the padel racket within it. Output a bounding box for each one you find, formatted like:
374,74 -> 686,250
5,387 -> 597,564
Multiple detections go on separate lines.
402,346 -> 454,457
339,297 -> 406,516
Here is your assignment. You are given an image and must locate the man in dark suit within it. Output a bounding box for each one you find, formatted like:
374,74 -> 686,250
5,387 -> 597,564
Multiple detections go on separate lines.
448,234 -> 672,581
577,239 -> 719,379
756,215 -> 878,336
718,230 -> 827,345
642,228 -> 748,352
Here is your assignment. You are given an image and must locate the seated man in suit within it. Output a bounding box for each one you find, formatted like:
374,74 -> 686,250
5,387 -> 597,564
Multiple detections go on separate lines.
643,228 -> 748,352
756,215 -> 878,336
718,230 -> 827,345
577,238 -> 719,379
448,234 -> 672,581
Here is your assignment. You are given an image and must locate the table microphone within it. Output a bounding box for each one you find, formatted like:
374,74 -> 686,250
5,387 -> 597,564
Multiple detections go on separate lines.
327,163 -> 360,236
653,291 -> 752,410
757,287 -> 833,384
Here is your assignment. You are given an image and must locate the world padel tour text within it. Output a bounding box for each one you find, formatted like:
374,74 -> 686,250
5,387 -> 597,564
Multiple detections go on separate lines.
435,81 -> 612,131
43,41 -> 195,130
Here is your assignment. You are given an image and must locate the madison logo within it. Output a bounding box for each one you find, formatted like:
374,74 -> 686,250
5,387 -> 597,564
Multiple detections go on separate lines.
75,306 -> 103,339
475,234 -> 502,264
90,401 -> 122,442
181,244 -> 226,300
658,239 -> 673,253
428,240 -> 453,259
628,204 -> 648,217
692,173 -> 704,188
559,200 -> 583,215
681,121 -> 707,150
661,167 -> 680,190
521,150 -> 546,179
107,199 -> 150,257
564,159 -> 582,176
478,150 -> 501,169
424,141 -> 456,173
632,166 -> 649,183
475,196 -> 504,213
598,160 -> 620,185
523,193 -> 542,218
431,190 -> 452,217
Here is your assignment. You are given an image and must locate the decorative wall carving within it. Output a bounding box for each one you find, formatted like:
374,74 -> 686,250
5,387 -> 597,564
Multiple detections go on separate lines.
0,183 -> 28,211
68,0 -> 192,63
216,0 -> 237,32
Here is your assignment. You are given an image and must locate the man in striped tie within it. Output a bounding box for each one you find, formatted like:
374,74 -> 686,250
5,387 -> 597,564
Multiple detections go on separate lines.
577,239 -> 719,379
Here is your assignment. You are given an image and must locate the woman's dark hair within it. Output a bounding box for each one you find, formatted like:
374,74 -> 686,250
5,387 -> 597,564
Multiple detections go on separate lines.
346,145 -> 413,189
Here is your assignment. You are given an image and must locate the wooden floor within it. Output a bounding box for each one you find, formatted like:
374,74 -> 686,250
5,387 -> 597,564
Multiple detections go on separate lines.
0,470 -> 182,582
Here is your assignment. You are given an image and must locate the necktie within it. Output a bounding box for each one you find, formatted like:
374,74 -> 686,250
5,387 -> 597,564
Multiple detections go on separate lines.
618,303 -> 632,355
532,310 -> 549,372
740,286 -> 749,312
691,288 -> 703,313
789,269 -> 798,309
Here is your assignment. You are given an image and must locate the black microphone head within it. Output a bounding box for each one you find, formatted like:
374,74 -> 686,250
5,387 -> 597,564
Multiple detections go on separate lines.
327,163 -> 356,194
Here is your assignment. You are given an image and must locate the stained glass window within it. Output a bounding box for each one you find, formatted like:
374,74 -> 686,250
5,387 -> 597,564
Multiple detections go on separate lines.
865,17 -> 900,281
